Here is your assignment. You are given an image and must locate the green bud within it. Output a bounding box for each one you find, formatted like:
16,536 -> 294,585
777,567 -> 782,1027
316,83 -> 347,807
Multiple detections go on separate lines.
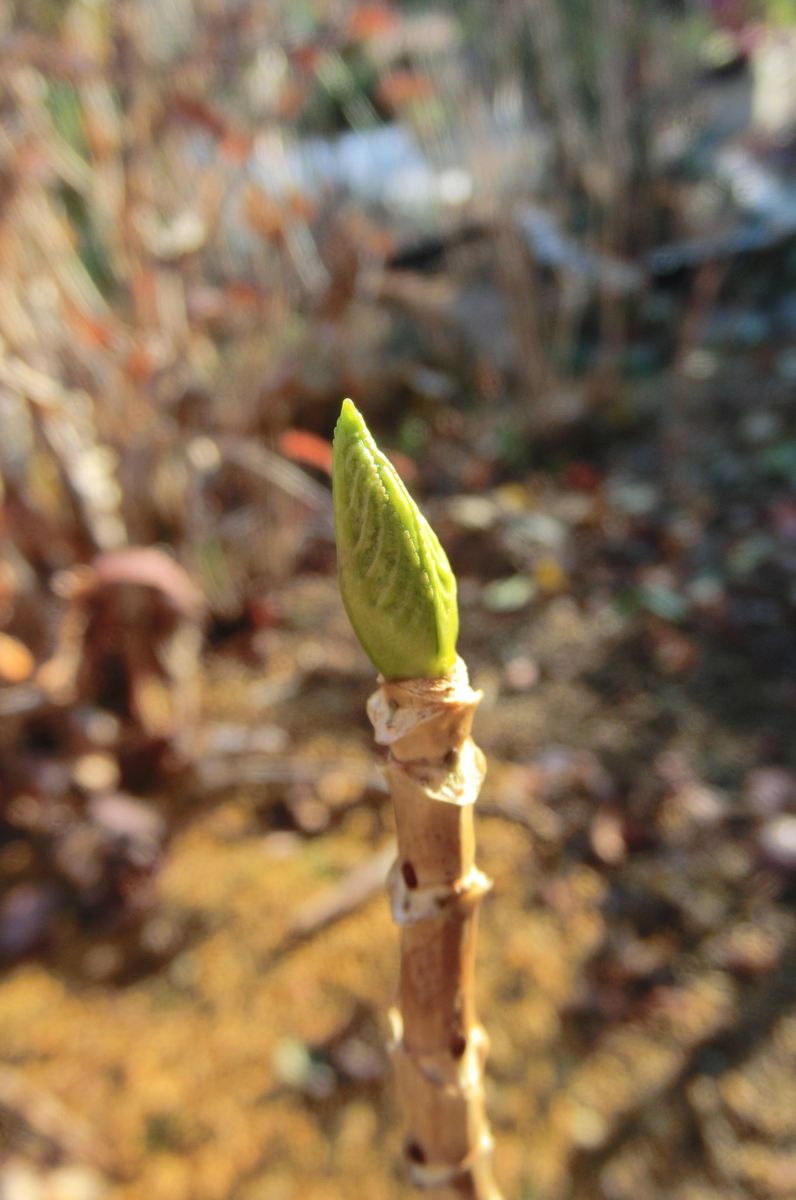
333,398 -> 458,680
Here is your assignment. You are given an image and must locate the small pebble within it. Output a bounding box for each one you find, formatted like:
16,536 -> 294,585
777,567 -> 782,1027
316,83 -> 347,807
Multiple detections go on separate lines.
503,655 -> 540,692
760,815 -> 796,870
71,753 -> 121,793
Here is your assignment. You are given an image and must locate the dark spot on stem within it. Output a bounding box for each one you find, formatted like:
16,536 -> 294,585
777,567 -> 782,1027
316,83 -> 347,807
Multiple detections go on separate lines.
444,748 -> 458,767
450,1031 -> 467,1059
405,1140 -> 426,1164
401,861 -> 418,889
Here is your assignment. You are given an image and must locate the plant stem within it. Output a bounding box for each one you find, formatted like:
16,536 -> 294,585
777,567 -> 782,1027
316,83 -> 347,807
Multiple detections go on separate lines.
368,658 -> 502,1199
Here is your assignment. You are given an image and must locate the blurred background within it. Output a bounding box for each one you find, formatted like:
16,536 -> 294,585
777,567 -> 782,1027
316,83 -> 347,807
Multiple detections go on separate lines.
1,1 -> 796,1197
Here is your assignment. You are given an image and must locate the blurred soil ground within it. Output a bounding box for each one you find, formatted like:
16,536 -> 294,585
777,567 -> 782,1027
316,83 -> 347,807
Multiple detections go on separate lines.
3,3 -> 796,1198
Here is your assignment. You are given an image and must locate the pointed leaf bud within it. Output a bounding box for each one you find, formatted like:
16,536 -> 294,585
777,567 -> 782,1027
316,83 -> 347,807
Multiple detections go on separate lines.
333,399 -> 458,679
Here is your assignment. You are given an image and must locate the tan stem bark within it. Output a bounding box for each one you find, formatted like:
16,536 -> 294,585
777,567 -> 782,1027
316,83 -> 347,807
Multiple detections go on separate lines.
367,658 -> 502,1200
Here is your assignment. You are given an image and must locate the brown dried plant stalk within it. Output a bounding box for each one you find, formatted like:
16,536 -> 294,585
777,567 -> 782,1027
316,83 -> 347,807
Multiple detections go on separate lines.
369,664 -> 501,1198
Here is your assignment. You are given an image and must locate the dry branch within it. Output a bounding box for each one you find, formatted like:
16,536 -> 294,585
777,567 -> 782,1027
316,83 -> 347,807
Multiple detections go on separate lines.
369,659 -> 502,1200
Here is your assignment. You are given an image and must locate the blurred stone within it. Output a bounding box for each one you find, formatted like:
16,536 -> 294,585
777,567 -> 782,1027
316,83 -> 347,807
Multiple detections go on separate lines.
71,754 -> 121,793
82,943 -> 124,981
0,631 -> 34,683
535,557 -> 569,594
186,435 -> 221,472
509,512 -> 567,549
0,883 -> 58,960
759,815 -> 796,870
0,1162 -> 41,1200
88,793 -> 165,867
262,831 -> 301,859
639,584 -> 688,623
446,494 -> 500,531
493,484 -> 531,513
666,512 -> 703,551
713,921 -> 781,975
536,746 -> 613,802
139,916 -> 182,956
714,844 -> 751,884
566,1102 -> 609,1149
78,709 -> 121,748
316,770 -> 364,809
681,349 -> 717,380
333,1036 -> 385,1082
687,576 -> 726,609
249,725 -> 290,754
0,840 -> 33,876
6,793 -> 44,831
607,479 -> 659,516
739,410 -> 780,444
727,535 -> 775,578
651,627 -> 698,676
502,655 -> 540,692
46,1167 -> 108,1200
682,784 -> 729,825
272,1038 -> 334,1098
745,767 -> 796,816
168,952 -> 199,990
482,575 -> 536,613
30,761 -> 71,800
655,750 -> 693,790
292,796 -> 330,834
202,721 -> 289,756
590,810 -> 627,866
54,825 -> 106,888
535,746 -> 581,798
556,492 -> 597,525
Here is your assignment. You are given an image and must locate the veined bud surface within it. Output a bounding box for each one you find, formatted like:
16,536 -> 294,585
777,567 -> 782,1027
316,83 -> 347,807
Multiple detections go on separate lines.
333,398 -> 458,680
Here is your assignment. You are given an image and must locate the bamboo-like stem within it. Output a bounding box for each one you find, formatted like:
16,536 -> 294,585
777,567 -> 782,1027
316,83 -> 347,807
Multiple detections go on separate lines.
368,657 -> 502,1200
